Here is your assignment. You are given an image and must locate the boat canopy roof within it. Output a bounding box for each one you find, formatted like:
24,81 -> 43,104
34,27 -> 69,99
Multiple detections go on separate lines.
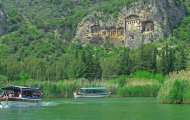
1,86 -> 40,92
80,87 -> 107,90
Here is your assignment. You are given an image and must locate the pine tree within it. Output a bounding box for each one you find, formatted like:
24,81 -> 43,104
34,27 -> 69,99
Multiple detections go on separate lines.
175,46 -> 187,71
81,49 -> 86,63
160,43 -> 174,76
179,48 -> 187,70
139,41 -> 147,71
151,47 -> 157,73
75,48 -> 78,59
118,47 -> 130,75
68,58 -> 86,79
93,53 -> 102,79
165,43 -> 170,75
85,48 -> 94,80
160,47 -> 166,76
168,48 -> 175,73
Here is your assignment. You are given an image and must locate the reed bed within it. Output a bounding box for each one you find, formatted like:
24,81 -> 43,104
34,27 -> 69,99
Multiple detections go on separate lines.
26,78 -> 160,98
25,78 -> 119,98
157,70 -> 190,104
117,78 -> 161,97
3,75 -> 162,98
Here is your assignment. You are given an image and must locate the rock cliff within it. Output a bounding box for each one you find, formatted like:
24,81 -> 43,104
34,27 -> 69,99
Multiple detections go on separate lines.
74,0 -> 185,48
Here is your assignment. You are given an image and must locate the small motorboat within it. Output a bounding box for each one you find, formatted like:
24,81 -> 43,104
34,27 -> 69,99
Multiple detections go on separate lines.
73,87 -> 110,98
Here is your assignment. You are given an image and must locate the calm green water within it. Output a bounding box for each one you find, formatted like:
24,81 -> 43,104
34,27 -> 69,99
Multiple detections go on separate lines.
1,97 -> 190,120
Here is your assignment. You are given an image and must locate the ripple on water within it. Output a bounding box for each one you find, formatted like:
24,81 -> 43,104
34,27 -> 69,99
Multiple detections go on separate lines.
61,101 -> 84,105
40,101 -> 58,106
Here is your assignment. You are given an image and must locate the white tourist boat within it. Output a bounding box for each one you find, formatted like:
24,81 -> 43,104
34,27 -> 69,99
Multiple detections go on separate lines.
73,87 -> 110,98
0,85 -> 42,107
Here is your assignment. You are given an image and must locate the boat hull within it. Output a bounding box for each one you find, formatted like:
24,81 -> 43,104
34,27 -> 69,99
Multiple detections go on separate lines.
0,98 -> 41,107
73,92 -> 109,98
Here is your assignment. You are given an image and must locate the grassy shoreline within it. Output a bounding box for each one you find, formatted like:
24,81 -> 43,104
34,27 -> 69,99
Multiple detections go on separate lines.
2,70 -> 190,104
1,77 -> 161,98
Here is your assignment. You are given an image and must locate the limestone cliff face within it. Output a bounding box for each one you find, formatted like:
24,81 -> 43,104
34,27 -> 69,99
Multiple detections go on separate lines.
74,0 -> 185,48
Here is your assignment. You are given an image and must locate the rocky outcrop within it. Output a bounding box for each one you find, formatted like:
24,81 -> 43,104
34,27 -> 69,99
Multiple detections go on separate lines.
74,0 -> 185,48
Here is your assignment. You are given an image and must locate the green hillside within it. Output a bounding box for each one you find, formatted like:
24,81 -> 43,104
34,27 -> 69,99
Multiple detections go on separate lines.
0,0 -> 189,83
0,0 -> 137,59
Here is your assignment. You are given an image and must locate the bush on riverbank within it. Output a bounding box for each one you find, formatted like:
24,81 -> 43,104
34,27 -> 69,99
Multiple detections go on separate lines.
132,71 -> 165,83
157,70 -> 190,104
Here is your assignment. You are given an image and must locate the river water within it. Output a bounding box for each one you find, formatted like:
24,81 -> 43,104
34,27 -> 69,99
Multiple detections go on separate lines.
0,97 -> 190,120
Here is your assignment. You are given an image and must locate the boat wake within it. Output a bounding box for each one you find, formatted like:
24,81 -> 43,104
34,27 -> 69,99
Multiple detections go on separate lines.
39,101 -> 58,106
0,104 -> 9,109
0,101 -> 58,108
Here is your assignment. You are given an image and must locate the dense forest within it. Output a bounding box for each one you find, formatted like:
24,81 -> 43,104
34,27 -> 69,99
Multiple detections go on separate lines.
0,0 -> 189,86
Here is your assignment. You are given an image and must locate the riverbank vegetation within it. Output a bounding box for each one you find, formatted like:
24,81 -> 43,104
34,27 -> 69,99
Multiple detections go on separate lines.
0,71 -> 163,98
157,71 -> 190,104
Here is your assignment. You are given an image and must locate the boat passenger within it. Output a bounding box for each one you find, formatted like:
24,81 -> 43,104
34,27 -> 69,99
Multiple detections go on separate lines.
25,92 -> 30,97
3,91 -> 8,97
14,90 -> 19,97
8,91 -> 14,97
78,88 -> 81,94
29,92 -> 32,97
19,93 -> 22,98
38,91 -> 42,97
76,88 -> 81,94
2,92 -> 5,97
75,88 -> 78,93
21,92 -> 27,98
1,92 -> 3,96
2,91 -> 8,99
